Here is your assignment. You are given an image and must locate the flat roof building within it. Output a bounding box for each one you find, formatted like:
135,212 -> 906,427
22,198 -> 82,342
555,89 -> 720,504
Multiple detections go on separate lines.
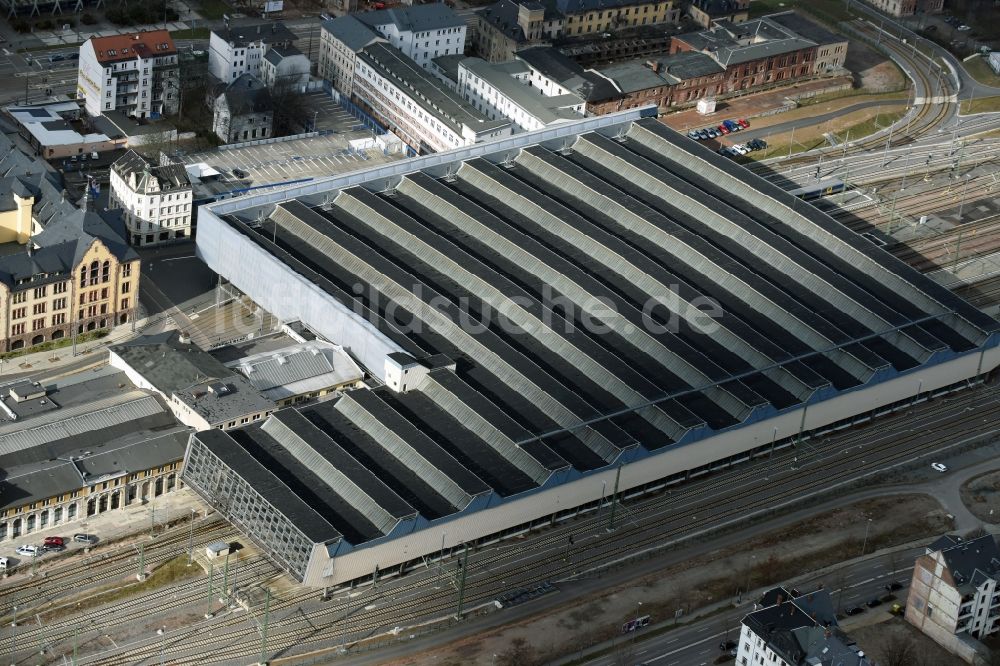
186,109 -> 1000,585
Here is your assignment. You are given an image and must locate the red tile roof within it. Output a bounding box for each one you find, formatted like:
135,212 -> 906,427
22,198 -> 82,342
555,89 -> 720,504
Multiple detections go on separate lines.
89,30 -> 177,64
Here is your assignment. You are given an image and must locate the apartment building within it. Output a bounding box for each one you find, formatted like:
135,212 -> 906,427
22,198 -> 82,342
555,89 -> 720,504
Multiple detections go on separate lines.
457,57 -> 585,131
110,150 -> 193,247
737,587 -> 871,666
354,43 -> 511,154
77,30 -> 179,119
907,535 -> 1000,655
475,0 -> 678,62
320,4 -> 466,98
767,11 -> 848,74
208,22 -> 298,83
687,0 -> 748,28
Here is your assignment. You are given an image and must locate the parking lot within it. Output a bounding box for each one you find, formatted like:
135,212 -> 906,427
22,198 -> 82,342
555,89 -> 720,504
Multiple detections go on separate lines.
301,91 -> 358,133
182,125 -> 402,187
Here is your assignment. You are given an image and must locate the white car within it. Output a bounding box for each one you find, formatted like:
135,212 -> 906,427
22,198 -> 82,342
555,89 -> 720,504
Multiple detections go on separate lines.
957,25 -> 971,31
931,462 -> 948,472
15,545 -> 38,557
733,144 -> 748,155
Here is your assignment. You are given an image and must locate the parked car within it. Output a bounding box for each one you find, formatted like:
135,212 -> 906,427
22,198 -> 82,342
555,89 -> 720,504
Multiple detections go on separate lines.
931,462 -> 948,472
724,119 -> 740,132
697,129 -> 710,140
733,144 -> 748,155
719,640 -> 737,651
42,544 -> 65,552
43,536 -> 64,547
687,129 -> 700,139
233,168 -> 250,179
958,25 -> 971,31
73,534 -> 97,544
885,581 -> 904,592
845,606 -> 865,616
737,118 -> 750,129
0,556 -> 7,571
866,598 -> 883,608
717,124 -> 730,135
16,545 -> 38,557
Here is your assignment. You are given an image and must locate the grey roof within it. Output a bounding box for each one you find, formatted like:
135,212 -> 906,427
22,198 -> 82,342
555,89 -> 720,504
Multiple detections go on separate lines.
515,46 -> 621,102
111,150 -> 191,193
110,331 -> 275,425
196,114 -> 998,553
228,340 -> 364,401
219,74 -> 274,115
213,21 -> 297,47
935,534 -> 1000,593
767,10 -> 846,47
0,205 -> 136,292
320,15 -> 383,52
263,44 -> 306,66
596,52 -> 724,93
690,0 -> 748,17
431,53 -> 467,85
555,0 -> 664,12
357,43 -> 509,136
743,588 -> 870,666
674,16 -> 819,67
358,3 -> 465,33
458,58 -> 583,125
194,426 -> 348,543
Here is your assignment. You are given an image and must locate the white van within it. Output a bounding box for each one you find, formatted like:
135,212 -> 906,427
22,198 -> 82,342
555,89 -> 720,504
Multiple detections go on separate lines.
0,556 -> 8,571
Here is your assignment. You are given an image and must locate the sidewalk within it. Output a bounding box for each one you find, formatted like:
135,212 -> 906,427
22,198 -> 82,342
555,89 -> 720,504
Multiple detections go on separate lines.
0,308 -> 151,383
0,487 -> 207,576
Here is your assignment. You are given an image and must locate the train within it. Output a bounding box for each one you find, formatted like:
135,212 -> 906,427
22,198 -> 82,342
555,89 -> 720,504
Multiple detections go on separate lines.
787,178 -> 848,201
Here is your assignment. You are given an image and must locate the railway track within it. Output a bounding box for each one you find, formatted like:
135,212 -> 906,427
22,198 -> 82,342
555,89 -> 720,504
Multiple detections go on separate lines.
750,18 -> 953,174
71,384 -> 1000,665
889,215 -> 1000,272
0,517 -> 234,612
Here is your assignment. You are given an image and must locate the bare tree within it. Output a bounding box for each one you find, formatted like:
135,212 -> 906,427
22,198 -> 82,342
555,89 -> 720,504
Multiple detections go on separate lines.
877,631 -> 919,666
495,638 -> 537,666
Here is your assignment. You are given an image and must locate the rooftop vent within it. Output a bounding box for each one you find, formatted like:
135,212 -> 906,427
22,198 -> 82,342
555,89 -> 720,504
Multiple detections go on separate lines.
208,382 -> 231,396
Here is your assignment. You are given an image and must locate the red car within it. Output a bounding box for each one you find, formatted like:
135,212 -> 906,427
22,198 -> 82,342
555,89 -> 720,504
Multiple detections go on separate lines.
43,536 -> 64,547
737,118 -> 750,129
717,124 -> 730,134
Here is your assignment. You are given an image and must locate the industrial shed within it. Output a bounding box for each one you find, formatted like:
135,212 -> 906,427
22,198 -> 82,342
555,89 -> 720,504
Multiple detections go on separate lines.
184,108 -> 1000,586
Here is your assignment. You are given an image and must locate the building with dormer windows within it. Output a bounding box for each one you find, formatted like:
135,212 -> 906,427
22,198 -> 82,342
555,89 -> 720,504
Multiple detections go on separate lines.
110,150 -> 193,246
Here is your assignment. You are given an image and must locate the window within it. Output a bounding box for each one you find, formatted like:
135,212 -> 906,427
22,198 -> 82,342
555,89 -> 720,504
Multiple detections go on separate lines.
32,303 -> 45,315
11,323 -> 24,335
53,298 -> 65,310
54,282 -> 66,294
121,281 -> 130,294
102,261 -> 110,283
120,298 -> 130,310
122,263 -> 132,278
32,318 -> 45,331
12,292 -> 26,304
12,308 -> 25,320
100,287 -> 108,300
53,313 -> 65,325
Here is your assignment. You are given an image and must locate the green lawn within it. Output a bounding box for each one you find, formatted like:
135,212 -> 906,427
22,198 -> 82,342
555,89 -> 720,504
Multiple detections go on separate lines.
737,109 -> 904,163
832,110 -> 905,143
959,95 -> 1000,115
170,27 -> 211,39
963,55 -> 1000,88
193,0 -> 231,20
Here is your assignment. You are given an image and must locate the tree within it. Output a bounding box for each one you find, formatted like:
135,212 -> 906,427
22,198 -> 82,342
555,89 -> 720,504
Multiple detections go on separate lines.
495,638 -> 537,666
877,631 -> 919,666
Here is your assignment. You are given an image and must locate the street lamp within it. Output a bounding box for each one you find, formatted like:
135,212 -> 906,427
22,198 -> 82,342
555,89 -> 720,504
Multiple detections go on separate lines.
861,518 -> 873,556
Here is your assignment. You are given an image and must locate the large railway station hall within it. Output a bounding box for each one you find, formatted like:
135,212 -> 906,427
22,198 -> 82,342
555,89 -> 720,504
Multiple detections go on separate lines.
182,108 -> 1000,586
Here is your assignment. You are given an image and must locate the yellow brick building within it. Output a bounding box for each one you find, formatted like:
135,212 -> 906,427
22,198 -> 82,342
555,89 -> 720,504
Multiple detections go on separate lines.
0,208 -> 139,352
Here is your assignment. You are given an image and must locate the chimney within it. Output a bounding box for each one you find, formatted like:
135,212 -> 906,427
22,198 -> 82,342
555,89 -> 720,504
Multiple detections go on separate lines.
645,60 -> 660,73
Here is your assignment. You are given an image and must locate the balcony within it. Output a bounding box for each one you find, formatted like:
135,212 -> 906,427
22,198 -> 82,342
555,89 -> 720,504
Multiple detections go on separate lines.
959,605 -> 973,618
